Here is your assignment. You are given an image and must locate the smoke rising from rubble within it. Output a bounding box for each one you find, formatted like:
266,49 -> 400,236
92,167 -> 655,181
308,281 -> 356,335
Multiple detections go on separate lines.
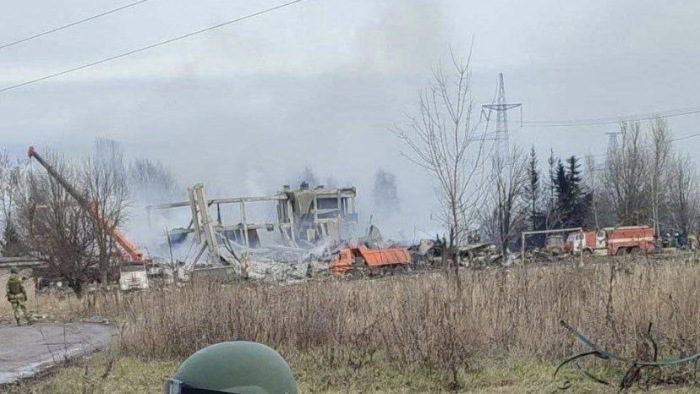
5,1 -> 699,250
125,157 -> 192,261
373,169 -> 400,217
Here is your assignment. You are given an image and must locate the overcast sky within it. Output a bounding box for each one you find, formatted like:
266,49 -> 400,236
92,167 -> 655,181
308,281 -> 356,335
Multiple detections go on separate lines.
2,0 -> 700,240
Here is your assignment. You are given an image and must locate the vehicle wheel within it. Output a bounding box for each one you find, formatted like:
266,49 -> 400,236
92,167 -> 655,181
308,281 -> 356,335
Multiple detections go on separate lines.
393,264 -> 407,275
628,247 -> 642,255
615,248 -> 626,256
353,257 -> 366,272
583,249 -> 593,256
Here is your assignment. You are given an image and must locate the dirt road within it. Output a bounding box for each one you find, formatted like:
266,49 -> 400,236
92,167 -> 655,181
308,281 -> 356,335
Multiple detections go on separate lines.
0,322 -> 117,385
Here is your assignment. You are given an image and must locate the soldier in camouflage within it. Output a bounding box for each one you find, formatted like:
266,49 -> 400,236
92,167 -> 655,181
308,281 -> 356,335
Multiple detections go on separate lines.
6,267 -> 32,326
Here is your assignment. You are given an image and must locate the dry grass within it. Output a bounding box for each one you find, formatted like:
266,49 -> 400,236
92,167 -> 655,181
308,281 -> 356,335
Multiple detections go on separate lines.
78,257 -> 700,390
6,257 -> 700,392
7,351 -> 659,393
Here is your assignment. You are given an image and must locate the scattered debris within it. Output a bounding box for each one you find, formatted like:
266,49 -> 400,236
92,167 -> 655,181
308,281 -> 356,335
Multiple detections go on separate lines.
555,320 -> 700,391
81,315 -> 111,325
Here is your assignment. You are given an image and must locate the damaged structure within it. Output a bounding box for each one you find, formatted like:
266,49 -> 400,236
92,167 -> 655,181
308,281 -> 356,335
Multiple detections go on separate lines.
278,183 -> 358,247
146,183 -> 359,277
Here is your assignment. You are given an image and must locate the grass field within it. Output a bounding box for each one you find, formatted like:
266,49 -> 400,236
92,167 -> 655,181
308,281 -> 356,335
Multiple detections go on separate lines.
9,351 -> 671,393
4,257 -> 700,393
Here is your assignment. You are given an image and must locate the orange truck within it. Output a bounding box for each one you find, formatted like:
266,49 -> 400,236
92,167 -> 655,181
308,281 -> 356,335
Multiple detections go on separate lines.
565,226 -> 655,256
331,245 -> 412,275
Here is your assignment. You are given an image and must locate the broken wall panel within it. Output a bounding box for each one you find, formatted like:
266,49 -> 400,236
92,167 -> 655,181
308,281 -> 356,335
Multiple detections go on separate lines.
147,183 -> 359,267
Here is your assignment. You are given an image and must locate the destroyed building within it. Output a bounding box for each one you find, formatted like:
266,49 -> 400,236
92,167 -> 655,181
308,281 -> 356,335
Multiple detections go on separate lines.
146,183 -> 358,270
277,182 -> 357,247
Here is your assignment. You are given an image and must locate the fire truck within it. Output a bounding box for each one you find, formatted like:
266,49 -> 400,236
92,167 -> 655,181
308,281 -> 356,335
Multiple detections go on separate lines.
565,226 -> 655,256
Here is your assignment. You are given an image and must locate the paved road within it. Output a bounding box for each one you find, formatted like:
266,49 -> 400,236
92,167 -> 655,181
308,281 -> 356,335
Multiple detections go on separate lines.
0,322 -> 117,385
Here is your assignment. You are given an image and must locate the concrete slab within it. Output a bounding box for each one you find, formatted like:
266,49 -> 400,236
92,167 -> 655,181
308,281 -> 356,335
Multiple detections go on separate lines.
0,322 -> 117,385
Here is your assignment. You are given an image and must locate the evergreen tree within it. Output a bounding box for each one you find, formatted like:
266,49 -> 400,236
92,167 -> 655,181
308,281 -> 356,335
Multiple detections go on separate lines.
524,147 -> 541,230
545,149 -> 559,229
551,155 -> 589,227
1,220 -> 24,257
565,156 -> 588,226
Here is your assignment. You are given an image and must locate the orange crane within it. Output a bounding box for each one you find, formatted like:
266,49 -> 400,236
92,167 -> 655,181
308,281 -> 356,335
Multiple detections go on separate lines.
28,146 -> 144,262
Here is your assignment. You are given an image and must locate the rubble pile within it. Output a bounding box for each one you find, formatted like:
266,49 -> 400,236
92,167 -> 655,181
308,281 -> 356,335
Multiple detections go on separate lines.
245,258 -> 330,283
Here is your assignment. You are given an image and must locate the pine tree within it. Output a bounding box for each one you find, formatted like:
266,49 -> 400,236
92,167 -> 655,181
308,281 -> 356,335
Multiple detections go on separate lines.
1,220 -> 24,257
545,150 -> 560,229
551,155 -> 589,227
524,147 -> 540,230
565,156 -> 587,226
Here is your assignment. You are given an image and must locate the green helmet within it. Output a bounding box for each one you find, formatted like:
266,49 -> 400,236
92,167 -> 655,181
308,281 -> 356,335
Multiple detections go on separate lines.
164,341 -> 299,394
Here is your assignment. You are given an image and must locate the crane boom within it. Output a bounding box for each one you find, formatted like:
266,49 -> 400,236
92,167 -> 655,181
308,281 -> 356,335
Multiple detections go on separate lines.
28,146 -> 143,261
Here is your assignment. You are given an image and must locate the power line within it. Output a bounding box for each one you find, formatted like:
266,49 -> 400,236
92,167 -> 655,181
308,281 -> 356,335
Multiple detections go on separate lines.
520,106 -> 700,127
0,0 -> 305,94
0,0 -> 152,52
585,132 -> 700,160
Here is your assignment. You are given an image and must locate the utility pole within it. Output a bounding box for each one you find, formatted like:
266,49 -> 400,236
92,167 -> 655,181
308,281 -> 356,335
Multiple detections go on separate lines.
481,73 -> 522,253
482,73 -> 522,163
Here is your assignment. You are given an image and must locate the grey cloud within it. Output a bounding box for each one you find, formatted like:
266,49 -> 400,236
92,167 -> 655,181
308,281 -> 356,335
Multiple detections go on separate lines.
3,0 -> 700,241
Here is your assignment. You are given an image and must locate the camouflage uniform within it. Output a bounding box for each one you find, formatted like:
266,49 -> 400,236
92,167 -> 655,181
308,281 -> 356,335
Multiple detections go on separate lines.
6,268 -> 31,326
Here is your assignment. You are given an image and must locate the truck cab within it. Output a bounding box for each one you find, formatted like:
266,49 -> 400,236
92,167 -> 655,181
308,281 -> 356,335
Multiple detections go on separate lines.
564,232 -> 583,254
119,262 -> 149,291
564,231 -> 599,255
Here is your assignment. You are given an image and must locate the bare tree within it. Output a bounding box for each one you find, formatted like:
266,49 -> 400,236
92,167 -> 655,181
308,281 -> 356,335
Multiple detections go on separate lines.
667,153 -> 698,236
583,155 -> 600,229
130,158 -> 179,204
545,149 -> 564,229
297,166 -> 319,188
0,153 -> 25,256
394,50 -> 489,263
602,122 -> 652,225
0,151 -> 10,220
648,117 -> 672,235
14,153 -> 98,297
84,139 -> 130,283
481,147 -> 528,253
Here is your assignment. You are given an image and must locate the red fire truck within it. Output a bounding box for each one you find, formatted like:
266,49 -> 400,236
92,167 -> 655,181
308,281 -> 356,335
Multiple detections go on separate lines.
565,226 -> 656,256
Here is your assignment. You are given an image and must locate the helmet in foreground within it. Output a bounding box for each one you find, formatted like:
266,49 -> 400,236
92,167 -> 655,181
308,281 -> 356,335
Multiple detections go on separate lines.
163,341 -> 299,394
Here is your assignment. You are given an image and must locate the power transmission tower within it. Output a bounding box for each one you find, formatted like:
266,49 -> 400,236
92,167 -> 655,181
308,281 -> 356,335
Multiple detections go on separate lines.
604,131 -> 622,153
482,73 -> 522,162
